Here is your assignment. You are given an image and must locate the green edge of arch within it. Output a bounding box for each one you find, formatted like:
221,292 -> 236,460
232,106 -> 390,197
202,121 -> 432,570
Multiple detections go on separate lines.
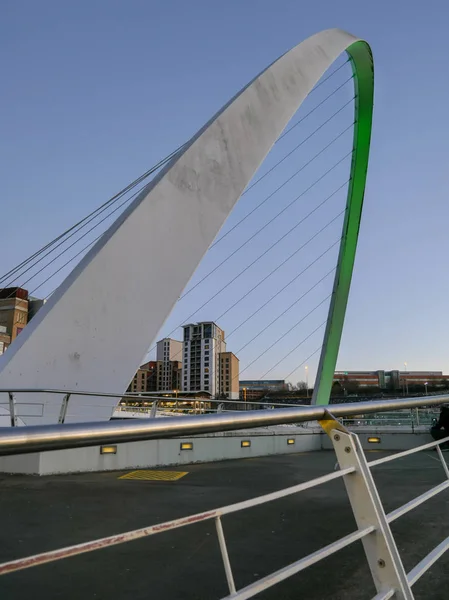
312,40 -> 374,405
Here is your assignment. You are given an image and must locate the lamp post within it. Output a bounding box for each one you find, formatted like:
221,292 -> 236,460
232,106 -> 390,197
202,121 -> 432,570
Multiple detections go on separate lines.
305,365 -> 309,398
404,362 -> 409,396
424,382 -> 428,396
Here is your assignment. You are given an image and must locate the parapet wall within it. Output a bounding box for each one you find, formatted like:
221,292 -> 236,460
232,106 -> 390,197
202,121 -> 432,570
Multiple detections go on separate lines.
0,426 -> 434,475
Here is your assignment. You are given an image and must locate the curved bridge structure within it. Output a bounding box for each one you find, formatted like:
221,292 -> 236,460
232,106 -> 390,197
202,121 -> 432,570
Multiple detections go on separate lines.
0,28 -> 374,423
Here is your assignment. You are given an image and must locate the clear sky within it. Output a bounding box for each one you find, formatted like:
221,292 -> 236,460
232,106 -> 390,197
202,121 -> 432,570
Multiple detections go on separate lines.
1,0 -> 449,384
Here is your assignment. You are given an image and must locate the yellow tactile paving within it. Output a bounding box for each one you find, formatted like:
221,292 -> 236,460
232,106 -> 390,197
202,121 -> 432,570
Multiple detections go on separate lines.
118,470 -> 188,481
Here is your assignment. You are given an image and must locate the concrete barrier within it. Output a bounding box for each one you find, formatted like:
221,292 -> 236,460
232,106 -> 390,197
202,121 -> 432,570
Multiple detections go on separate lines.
0,426 -> 321,475
0,426 -> 435,475
321,426 -> 433,451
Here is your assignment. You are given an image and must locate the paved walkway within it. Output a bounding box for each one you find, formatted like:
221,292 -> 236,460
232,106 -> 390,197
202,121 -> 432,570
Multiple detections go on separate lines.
0,451 -> 448,599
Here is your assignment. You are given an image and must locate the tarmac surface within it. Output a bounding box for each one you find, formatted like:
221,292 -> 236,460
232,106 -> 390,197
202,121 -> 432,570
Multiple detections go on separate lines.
0,450 -> 448,599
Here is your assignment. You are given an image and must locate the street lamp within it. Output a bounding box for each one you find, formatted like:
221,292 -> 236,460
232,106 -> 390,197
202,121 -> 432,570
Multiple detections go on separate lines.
424,382 -> 428,396
404,362 -> 409,396
305,365 -> 309,398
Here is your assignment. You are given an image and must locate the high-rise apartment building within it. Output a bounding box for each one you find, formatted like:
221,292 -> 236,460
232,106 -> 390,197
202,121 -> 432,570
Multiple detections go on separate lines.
182,322 -> 227,397
219,352 -> 239,399
156,338 -> 183,391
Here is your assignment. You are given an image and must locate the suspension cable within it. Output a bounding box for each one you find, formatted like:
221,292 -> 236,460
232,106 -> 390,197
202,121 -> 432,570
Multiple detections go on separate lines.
242,97 -> 354,197
278,75 -> 353,142
242,98 -> 354,196
2,67 -> 353,291
0,145 -> 184,286
310,59 -> 350,93
22,184 -> 145,291
34,234 -> 103,297
226,255 -> 338,339
181,209 -> 345,328
239,305 -> 329,377
2,60 -> 352,288
281,346 -> 323,381
157,215 -> 344,366
217,245 -> 340,336
209,121 -> 354,249
5,61 -> 354,359
179,166 -> 353,300
235,268 -> 336,354
3,176 -> 152,290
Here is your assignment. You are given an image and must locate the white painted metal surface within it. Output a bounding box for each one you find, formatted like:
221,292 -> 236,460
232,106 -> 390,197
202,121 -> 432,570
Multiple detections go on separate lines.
0,29 -> 361,424
332,429 -> 413,599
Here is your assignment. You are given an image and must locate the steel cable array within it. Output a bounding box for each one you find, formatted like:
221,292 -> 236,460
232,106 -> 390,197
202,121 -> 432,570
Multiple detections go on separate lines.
2,57 -> 356,388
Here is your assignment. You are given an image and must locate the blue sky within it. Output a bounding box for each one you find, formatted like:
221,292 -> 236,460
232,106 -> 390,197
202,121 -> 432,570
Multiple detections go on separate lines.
1,0 -> 449,384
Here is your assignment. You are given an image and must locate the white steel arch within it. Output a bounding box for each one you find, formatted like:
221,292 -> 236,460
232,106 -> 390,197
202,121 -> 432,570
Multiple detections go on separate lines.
0,29 -> 373,424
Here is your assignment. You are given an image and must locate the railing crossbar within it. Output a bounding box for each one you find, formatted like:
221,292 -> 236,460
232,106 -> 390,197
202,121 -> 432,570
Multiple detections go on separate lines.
371,589 -> 395,600
436,445 -> 449,479
215,516 -> 236,595
220,467 -> 354,517
369,435 -> 449,467
0,466 -> 354,577
407,534 -> 449,587
220,526 -> 375,600
387,480 -> 449,524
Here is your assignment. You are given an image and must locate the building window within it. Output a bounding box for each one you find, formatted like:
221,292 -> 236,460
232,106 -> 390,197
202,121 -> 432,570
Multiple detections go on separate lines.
226,358 -> 229,363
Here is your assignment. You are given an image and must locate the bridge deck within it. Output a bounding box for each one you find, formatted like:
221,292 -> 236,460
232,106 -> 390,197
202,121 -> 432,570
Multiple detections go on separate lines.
0,451 -> 448,599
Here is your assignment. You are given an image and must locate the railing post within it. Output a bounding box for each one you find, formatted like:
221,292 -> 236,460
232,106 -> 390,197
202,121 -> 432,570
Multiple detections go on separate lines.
436,445 -> 449,480
331,429 -> 414,599
150,400 -> 159,418
58,394 -> 71,424
215,515 -> 236,595
8,393 -> 17,427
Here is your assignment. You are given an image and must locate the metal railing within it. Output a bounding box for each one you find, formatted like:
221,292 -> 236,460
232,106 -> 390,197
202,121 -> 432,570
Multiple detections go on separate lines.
341,408 -> 440,429
0,413 -> 448,598
1,388 -> 311,427
0,390 -> 448,456
2,388 -> 442,431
